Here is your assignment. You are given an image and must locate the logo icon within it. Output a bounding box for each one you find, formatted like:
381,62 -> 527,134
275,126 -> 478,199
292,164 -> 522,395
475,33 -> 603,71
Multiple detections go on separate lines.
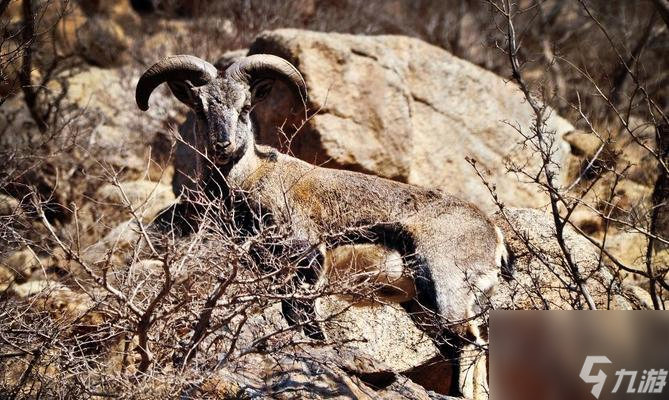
580,356 -> 612,399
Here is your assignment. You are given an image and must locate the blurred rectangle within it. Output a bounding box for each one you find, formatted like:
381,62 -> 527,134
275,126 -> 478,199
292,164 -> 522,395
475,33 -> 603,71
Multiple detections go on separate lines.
490,311 -> 669,400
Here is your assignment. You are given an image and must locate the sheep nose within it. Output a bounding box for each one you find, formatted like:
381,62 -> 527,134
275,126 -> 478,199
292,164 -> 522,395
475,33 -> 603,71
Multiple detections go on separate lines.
217,141 -> 231,148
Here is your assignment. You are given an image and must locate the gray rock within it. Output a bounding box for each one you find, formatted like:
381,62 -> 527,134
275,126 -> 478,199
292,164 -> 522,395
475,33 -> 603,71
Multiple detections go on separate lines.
492,208 -> 646,310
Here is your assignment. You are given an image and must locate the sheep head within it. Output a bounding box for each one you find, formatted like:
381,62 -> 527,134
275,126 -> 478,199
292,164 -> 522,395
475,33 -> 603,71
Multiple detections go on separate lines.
136,54 -> 307,165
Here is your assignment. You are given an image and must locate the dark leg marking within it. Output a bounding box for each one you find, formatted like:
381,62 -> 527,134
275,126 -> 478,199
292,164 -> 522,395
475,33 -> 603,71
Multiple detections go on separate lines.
501,242 -> 516,280
283,240 -> 326,340
250,238 -> 326,340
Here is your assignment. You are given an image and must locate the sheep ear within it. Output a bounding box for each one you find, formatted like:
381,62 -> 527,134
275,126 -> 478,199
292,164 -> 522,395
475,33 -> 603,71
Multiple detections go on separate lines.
251,79 -> 274,105
167,80 -> 199,109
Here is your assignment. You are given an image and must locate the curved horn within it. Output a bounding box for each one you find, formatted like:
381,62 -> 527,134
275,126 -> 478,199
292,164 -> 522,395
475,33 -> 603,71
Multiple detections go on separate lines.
136,55 -> 217,111
225,54 -> 307,103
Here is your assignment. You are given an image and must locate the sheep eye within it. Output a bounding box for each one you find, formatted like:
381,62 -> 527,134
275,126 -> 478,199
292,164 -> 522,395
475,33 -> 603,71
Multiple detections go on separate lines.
241,105 -> 252,114
252,79 -> 274,103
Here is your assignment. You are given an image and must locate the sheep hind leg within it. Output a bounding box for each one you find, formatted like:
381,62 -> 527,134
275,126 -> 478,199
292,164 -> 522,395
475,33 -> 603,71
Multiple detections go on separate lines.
457,271 -> 497,400
456,323 -> 489,400
407,268 -> 492,398
425,320 -> 487,399
459,231 -> 509,399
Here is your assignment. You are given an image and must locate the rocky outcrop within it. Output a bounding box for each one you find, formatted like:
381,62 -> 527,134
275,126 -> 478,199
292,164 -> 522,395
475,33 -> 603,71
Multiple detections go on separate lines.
203,301 -> 456,400
562,120 -> 666,282
1,64 -> 176,174
242,29 -> 574,212
492,208 -> 650,310
0,62 -> 179,235
315,297 -> 451,394
215,343 -> 458,400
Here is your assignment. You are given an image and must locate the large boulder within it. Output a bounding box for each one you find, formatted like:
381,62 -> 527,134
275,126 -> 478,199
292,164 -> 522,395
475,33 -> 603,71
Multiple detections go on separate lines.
491,208 -> 650,310
315,297 -> 451,394
239,29 -> 574,212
